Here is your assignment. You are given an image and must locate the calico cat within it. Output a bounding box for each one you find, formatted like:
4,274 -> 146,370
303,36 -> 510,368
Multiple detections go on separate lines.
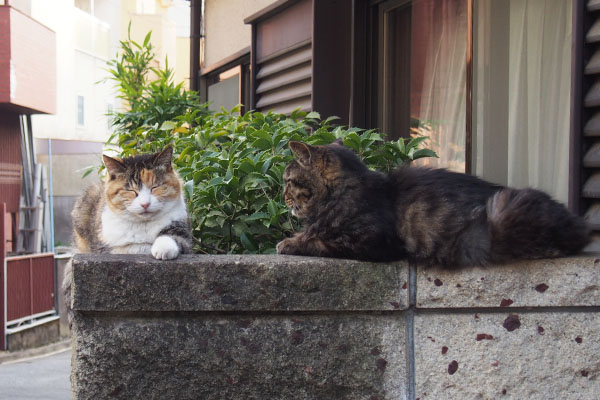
63,147 -> 192,320
276,140 -> 590,267
69,146 -> 192,258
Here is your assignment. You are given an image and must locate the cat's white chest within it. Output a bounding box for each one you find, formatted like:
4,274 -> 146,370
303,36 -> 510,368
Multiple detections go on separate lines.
100,198 -> 186,255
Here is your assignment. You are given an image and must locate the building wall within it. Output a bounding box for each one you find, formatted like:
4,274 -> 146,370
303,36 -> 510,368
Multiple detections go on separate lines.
0,5 -> 56,114
203,0 -> 274,68
29,0 -> 118,143
0,112 -> 22,215
176,36 -> 190,89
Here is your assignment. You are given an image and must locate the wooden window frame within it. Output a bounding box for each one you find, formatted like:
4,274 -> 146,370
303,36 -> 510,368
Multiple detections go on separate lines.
199,48 -> 251,114
353,0 -> 474,173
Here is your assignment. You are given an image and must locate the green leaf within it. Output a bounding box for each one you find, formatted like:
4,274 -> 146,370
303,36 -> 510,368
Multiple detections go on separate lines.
412,149 -> 439,160
143,31 -> 152,48
159,121 -> 177,131
183,180 -> 194,199
246,212 -> 270,221
240,232 -> 258,251
405,136 -> 429,150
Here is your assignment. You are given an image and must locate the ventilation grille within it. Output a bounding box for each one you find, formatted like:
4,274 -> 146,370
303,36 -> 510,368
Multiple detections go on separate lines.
255,42 -> 312,115
583,0 -> 600,232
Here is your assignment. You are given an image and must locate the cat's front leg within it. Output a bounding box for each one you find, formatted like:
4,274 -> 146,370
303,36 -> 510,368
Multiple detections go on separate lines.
276,233 -> 329,257
276,236 -> 301,255
151,235 -> 180,260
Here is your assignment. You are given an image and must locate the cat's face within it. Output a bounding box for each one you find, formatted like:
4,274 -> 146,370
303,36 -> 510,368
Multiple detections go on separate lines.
283,141 -> 346,218
102,147 -> 181,220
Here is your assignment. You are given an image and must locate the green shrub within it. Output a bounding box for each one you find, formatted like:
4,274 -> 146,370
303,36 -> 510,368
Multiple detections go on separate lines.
103,28 -> 210,138
104,31 -> 438,254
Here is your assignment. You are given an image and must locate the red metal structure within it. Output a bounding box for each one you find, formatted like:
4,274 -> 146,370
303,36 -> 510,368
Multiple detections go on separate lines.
6,254 -> 55,322
1,203 -> 5,350
1,204 -> 56,350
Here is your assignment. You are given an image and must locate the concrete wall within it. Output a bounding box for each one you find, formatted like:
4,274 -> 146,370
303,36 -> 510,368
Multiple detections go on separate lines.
70,253 -> 600,399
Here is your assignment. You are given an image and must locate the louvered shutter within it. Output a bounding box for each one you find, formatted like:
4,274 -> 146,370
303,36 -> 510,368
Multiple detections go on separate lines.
583,0 -> 600,232
255,42 -> 312,114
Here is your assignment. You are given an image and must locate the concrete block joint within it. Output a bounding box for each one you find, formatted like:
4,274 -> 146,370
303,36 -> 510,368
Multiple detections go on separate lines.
70,253 -> 600,399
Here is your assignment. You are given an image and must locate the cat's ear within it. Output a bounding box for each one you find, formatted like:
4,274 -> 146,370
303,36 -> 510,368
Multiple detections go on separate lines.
289,141 -> 315,166
103,155 -> 125,180
334,138 -> 344,146
154,146 -> 174,171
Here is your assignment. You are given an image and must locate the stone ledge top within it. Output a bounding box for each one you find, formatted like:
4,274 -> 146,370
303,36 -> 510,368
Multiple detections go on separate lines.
417,253 -> 600,308
71,254 -> 409,312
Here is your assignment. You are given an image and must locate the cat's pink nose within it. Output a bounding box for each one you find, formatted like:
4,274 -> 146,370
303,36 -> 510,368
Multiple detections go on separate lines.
140,202 -> 150,209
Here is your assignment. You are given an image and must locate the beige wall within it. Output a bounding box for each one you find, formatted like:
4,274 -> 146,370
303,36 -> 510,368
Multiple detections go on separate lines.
30,0 -> 119,143
204,0 -> 274,68
122,0 -> 189,89
176,36 -> 190,89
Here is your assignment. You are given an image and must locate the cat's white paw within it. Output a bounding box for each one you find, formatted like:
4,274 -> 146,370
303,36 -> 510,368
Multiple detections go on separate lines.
151,236 -> 180,260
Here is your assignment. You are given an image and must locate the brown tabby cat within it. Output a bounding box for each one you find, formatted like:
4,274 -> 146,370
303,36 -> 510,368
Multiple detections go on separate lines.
276,141 -> 590,267
63,147 -> 192,321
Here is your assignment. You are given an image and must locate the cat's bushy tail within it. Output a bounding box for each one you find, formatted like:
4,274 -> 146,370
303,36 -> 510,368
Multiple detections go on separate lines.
487,188 -> 590,263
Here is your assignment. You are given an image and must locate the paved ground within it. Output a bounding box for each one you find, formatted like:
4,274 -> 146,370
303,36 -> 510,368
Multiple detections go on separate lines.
0,349 -> 72,400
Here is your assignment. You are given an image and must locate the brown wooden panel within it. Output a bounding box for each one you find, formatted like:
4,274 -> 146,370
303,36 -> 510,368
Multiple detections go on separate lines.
256,63 -> 312,94
255,0 -> 312,61
264,96 -> 312,115
256,45 -> 312,79
256,80 -> 312,109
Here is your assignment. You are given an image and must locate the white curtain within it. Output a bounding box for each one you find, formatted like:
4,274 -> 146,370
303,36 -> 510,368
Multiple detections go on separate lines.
475,0 -> 572,203
507,0 -> 571,203
411,0 -> 468,172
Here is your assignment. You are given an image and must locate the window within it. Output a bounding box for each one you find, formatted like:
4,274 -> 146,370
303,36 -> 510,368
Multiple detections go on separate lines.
207,66 -> 243,113
473,0 -> 572,203
380,1 -> 412,141
77,95 -> 85,126
200,51 -> 251,114
367,0 -> 468,172
363,0 -> 571,201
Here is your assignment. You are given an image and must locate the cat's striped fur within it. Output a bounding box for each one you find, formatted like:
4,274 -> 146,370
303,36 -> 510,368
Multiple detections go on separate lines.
277,141 -> 590,267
